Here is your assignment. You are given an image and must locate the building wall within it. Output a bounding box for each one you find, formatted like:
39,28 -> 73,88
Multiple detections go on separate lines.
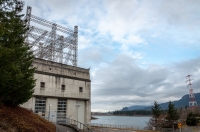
22,58 -> 91,125
66,99 -> 77,120
77,100 -> 85,125
85,100 -> 91,124
34,74 -> 90,99
47,98 -> 58,122
22,97 -> 35,111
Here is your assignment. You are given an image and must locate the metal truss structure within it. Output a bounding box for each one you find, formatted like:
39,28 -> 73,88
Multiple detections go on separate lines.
24,6 -> 78,66
185,75 -> 198,108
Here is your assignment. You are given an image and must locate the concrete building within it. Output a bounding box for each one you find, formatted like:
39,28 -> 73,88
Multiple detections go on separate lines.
22,58 -> 91,125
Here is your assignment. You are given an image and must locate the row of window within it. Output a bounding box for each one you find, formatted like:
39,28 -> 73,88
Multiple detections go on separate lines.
40,82 -> 83,92
35,98 -> 67,119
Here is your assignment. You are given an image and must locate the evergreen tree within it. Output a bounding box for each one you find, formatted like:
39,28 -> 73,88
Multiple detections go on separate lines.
165,101 -> 179,127
152,101 -> 161,119
186,113 -> 199,126
149,101 -> 162,128
0,0 -> 35,106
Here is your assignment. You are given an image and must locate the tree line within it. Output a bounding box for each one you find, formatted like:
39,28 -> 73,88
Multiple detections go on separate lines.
149,101 -> 179,129
149,101 -> 200,130
113,110 -> 152,116
113,100 -> 200,130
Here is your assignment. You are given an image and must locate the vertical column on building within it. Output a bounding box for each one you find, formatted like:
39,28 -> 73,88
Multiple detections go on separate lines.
85,100 -> 91,125
66,99 -> 77,120
46,98 -> 58,123
32,97 -> 36,112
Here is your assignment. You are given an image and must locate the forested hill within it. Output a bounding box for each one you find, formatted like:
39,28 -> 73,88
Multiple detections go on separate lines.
113,109 -> 152,116
122,93 -> 200,111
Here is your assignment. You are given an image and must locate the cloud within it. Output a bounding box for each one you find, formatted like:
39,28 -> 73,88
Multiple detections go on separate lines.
91,55 -> 200,111
97,0 -> 200,45
22,0 -> 200,112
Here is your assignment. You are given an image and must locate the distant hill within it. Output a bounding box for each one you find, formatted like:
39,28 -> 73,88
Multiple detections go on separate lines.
123,93 -> 200,111
122,105 -> 147,111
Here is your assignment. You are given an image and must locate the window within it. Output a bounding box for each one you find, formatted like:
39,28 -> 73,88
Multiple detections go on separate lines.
79,87 -> 83,92
40,82 -> 45,88
61,85 -> 65,91
57,99 -> 67,123
35,97 -> 46,117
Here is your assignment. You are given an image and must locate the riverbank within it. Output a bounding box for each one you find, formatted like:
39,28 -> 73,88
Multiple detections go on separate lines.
92,115 -> 152,117
91,116 -> 99,120
92,126 -> 158,132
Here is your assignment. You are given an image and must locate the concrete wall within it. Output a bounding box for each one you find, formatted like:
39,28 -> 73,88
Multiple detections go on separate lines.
85,100 -> 91,124
22,58 -> 91,125
77,101 -> 85,124
33,74 -> 90,99
66,99 -> 77,121
22,97 -> 35,111
33,58 -> 90,80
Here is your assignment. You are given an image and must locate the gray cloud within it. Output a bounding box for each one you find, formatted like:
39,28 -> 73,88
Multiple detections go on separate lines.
22,0 -> 200,112
91,55 -> 200,111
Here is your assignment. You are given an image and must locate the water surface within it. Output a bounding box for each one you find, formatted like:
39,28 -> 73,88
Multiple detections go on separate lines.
91,116 -> 150,128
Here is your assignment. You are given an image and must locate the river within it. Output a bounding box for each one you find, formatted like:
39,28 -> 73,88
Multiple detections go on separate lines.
91,116 -> 151,129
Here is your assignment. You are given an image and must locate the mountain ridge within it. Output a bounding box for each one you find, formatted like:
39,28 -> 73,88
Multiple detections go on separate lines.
122,93 -> 200,111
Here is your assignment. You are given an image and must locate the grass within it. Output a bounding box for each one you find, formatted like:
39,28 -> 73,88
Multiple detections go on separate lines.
0,105 -> 56,132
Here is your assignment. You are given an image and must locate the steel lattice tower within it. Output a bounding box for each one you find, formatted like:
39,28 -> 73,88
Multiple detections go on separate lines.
24,6 -> 78,66
185,75 -> 198,108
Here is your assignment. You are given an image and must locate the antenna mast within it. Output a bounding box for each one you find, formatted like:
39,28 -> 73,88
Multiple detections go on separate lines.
185,75 -> 198,108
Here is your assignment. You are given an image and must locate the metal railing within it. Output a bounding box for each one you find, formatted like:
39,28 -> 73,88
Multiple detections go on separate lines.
91,123 -> 143,130
59,118 -> 93,132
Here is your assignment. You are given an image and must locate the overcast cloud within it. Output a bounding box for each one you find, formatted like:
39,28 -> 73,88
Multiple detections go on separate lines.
23,0 -> 200,112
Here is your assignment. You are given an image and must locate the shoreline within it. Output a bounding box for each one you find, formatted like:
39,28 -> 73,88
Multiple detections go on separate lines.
91,116 -> 98,120
92,115 -> 152,117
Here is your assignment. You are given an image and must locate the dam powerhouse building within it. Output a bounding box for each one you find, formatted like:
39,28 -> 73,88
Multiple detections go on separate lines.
22,58 -> 91,124
21,6 -> 91,125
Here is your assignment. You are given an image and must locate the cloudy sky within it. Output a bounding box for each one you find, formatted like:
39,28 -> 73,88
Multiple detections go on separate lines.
23,0 -> 200,112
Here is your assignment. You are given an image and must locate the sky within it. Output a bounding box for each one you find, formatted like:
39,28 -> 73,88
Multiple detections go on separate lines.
23,0 -> 200,112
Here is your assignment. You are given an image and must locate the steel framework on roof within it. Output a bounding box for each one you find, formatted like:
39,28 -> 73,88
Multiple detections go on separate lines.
24,6 -> 78,66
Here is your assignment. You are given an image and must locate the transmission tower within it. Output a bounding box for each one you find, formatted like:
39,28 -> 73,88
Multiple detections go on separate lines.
185,75 -> 198,108
24,6 -> 78,66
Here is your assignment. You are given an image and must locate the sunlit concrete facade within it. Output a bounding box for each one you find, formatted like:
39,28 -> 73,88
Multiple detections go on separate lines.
22,58 -> 91,125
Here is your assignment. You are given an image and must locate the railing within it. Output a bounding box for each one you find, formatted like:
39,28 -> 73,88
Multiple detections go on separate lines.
91,123 -> 144,130
162,128 -> 173,132
59,118 -> 93,132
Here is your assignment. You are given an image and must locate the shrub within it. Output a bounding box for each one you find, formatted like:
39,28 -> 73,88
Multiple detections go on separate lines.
186,113 -> 199,126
